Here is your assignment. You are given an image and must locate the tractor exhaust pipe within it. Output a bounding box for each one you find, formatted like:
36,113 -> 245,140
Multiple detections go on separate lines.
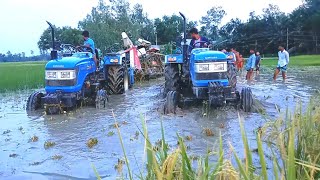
179,12 -> 186,45
46,21 -> 58,60
179,12 -> 188,63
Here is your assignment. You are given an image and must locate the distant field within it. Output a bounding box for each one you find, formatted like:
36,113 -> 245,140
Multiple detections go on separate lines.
0,55 -> 319,92
260,55 -> 320,67
0,61 -> 46,92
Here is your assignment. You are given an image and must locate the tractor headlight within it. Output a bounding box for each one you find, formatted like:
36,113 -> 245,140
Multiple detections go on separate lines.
212,63 -> 224,71
45,70 -> 76,80
46,71 -> 57,79
195,62 -> 227,73
59,70 -> 76,79
110,59 -> 119,63
168,57 -> 177,62
198,64 -> 209,71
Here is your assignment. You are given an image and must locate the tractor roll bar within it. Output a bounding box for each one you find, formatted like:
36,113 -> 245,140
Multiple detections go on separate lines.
179,12 -> 186,45
179,12 -> 188,63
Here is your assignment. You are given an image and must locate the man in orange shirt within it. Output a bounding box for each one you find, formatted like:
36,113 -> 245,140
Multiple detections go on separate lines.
238,54 -> 244,70
231,48 -> 241,70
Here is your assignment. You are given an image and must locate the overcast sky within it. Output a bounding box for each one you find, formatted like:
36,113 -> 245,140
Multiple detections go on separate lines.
0,0 -> 303,55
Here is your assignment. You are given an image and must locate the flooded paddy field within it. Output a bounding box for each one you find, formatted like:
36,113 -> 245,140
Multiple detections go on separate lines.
1,67 -> 320,179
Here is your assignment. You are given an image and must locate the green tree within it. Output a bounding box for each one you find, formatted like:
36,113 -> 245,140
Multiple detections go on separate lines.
131,3 -> 155,43
38,26 -> 82,52
200,6 -> 226,40
78,0 -> 143,52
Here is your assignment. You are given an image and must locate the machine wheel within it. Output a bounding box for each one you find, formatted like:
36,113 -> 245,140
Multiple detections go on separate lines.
164,91 -> 179,114
241,87 -> 253,112
164,64 -> 180,97
26,92 -> 44,111
227,63 -> 237,89
107,66 -> 125,94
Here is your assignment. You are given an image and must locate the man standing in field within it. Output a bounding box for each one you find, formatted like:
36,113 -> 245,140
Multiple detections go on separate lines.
245,49 -> 256,81
226,48 -> 236,62
273,45 -> 290,82
231,48 -> 241,69
255,51 -> 262,77
239,54 -> 244,70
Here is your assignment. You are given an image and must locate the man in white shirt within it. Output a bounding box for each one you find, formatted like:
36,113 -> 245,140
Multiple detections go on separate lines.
273,45 -> 290,82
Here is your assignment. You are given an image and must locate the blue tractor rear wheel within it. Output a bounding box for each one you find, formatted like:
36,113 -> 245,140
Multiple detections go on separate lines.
107,66 -> 125,94
164,64 -> 180,97
241,87 -> 253,112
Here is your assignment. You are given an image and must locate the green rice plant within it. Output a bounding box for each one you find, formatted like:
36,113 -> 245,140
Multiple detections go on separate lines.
256,130 -> 268,179
113,111 -> 133,180
264,98 -> 320,179
97,97 -> 320,180
0,61 -> 46,91
238,113 -> 254,178
260,55 -> 320,67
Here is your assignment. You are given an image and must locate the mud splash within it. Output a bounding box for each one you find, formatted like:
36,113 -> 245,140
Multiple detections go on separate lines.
0,67 -> 320,179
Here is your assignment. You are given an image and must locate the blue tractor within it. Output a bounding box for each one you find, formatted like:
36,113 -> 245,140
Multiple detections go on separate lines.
26,22 -> 134,114
163,13 -> 253,113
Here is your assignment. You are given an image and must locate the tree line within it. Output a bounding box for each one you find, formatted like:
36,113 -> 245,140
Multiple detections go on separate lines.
0,50 -> 49,62
37,0 -> 320,56
1,0 -> 318,62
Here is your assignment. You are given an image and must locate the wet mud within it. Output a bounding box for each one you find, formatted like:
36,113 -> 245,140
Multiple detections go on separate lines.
0,67 -> 320,179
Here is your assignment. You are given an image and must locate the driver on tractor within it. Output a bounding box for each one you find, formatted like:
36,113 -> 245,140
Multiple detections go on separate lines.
188,28 -> 210,53
81,30 -> 98,69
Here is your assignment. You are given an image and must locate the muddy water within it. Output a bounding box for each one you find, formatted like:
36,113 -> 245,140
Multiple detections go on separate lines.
1,67 -> 320,179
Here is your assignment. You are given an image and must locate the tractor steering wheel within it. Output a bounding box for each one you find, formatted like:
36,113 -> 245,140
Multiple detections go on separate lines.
193,41 -> 210,48
59,44 -> 78,56
76,45 -> 93,53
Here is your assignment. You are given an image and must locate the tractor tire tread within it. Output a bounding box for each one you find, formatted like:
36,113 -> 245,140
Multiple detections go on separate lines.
107,66 -> 125,94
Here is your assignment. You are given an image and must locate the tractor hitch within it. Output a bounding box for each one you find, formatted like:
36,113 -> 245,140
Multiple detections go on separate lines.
208,82 -> 227,106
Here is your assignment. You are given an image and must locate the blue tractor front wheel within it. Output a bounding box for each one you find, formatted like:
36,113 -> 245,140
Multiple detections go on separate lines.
26,92 -> 44,111
164,64 -> 180,97
241,87 -> 253,112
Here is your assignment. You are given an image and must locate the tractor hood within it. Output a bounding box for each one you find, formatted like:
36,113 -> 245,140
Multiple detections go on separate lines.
193,50 -> 227,61
46,53 -> 93,69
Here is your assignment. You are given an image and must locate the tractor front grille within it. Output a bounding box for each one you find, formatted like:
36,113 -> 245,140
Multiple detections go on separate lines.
46,79 -> 77,87
195,72 -> 228,80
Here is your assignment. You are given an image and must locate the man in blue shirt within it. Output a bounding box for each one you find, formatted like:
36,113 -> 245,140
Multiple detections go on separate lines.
188,28 -> 210,53
81,30 -> 97,67
226,48 -> 236,62
245,49 -> 256,81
